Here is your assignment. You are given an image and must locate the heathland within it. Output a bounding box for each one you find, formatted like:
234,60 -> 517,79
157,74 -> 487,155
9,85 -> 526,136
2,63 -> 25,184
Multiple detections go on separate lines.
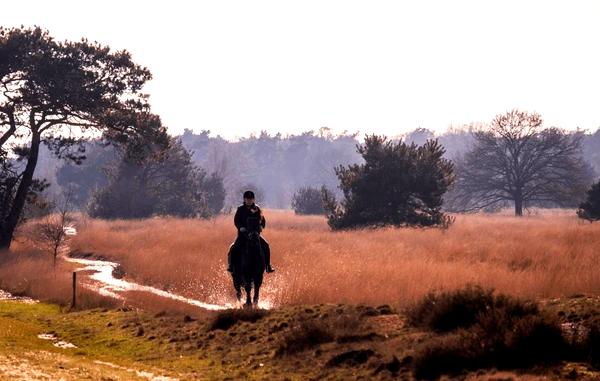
0,210 -> 599,380
71,210 -> 600,307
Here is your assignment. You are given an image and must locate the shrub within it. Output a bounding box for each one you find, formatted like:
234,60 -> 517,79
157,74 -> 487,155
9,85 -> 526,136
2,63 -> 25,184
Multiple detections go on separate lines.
407,286 -> 493,332
276,313 -> 368,356
291,186 -> 331,215
407,285 -> 537,332
586,323 -> 600,369
410,286 -> 566,379
413,313 -> 566,379
577,180 -> 600,222
276,320 -> 334,355
208,308 -> 268,331
503,314 -> 566,367
412,331 -> 483,380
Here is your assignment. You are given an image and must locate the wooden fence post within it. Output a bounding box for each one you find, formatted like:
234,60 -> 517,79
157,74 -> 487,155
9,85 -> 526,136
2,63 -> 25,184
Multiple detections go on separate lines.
71,272 -> 76,309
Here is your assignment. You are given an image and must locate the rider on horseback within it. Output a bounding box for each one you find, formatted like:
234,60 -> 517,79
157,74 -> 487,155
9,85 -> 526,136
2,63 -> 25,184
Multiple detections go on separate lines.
227,190 -> 275,274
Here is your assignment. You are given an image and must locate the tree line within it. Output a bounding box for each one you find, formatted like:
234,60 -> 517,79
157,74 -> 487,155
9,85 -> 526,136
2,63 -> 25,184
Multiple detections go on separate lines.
49,125 -> 600,212
3,26 -> 600,252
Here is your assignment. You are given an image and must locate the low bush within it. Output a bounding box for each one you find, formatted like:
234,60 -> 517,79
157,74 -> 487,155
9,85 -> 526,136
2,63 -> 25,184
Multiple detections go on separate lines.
410,286 -> 566,379
412,331 -> 483,379
276,313 -> 369,356
208,308 -> 269,331
407,285 -> 494,332
586,323 -> 600,369
276,320 -> 334,355
502,314 -> 566,367
407,285 -> 538,333
413,314 -> 567,379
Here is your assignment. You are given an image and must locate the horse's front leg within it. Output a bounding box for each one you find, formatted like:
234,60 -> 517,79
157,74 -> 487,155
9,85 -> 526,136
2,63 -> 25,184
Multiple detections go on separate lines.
253,284 -> 260,307
244,284 -> 252,308
232,273 -> 242,303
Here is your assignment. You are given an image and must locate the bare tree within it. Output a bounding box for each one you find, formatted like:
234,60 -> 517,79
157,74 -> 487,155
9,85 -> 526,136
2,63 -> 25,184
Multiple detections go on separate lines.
32,192 -> 73,270
453,109 -> 593,216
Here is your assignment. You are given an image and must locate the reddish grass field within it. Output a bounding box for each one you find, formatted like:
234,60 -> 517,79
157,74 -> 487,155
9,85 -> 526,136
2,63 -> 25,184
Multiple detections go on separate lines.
61,210 -> 600,308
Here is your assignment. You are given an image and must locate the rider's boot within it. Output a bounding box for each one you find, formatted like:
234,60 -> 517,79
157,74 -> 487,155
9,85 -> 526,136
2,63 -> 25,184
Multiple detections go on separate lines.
262,240 -> 274,273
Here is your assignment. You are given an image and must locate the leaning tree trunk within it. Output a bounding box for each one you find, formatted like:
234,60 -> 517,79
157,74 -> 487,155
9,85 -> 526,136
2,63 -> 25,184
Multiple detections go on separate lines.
0,131 -> 41,250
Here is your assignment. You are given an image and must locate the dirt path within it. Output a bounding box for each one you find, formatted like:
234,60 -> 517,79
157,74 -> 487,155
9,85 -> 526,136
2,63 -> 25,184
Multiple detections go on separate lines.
0,350 -> 172,381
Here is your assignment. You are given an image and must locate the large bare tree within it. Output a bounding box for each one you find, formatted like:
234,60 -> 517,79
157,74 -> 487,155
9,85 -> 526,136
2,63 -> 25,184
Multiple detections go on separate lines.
453,109 -> 593,216
0,27 -> 163,249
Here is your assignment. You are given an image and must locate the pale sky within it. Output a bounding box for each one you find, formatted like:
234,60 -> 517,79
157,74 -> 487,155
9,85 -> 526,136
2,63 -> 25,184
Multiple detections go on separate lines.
3,1 -> 600,139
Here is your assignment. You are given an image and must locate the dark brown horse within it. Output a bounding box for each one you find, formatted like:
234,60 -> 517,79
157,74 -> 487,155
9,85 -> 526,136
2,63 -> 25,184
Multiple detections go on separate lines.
230,229 -> 265,308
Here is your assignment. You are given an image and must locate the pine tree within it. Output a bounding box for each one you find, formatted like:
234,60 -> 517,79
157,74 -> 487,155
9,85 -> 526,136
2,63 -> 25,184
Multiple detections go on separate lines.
325,135 -> 455,229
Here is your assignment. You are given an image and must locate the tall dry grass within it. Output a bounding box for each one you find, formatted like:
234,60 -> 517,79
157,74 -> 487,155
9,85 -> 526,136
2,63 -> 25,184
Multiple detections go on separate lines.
69,210 -> 600,308
0,243 -> 117,309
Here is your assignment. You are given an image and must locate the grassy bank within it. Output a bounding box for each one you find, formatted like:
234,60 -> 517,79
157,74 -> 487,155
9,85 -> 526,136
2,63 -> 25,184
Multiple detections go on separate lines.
1,292 -> 599,380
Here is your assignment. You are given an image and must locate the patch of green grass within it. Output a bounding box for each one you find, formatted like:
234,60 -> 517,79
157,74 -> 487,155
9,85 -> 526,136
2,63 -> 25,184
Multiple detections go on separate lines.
0,301 -> 204,379
0,301 -> 389,380
0,302 -> 62,351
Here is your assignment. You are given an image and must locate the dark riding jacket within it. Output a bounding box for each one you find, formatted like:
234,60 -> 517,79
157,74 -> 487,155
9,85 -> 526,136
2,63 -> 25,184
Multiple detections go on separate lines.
234,204 -> 266,236
230,204 -> 271,268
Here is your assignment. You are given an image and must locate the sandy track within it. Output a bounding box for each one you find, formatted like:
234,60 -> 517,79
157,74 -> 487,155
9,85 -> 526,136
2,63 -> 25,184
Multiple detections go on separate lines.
0,351 -> 158,380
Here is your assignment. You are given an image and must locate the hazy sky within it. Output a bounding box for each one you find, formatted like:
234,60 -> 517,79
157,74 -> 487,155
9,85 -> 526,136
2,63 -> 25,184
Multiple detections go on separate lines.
3,1 -> 600,139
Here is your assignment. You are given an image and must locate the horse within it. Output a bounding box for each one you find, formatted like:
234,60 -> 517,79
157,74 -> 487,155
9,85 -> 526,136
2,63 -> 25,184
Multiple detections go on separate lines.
230,229 -> 265,308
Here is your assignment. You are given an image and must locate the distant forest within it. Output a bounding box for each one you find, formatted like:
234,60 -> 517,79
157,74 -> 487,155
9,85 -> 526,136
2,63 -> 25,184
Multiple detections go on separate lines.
43,126 -> 600,211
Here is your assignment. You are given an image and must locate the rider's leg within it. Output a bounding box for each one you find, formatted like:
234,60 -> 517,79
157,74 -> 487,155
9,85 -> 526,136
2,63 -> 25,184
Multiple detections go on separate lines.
261,236 -> 274,273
